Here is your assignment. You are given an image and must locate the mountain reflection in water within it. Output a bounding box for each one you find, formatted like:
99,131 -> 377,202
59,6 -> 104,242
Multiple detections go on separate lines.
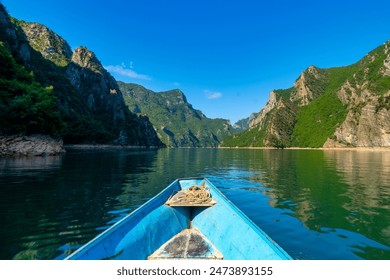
0,148 -> 388,259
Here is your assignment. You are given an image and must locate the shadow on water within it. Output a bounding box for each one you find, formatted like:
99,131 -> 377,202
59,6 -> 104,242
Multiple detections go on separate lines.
0,148 -> 389,259
0,149 -> 160,259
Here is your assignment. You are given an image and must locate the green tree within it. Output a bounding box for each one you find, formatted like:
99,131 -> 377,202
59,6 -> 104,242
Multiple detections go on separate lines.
0,42 -> 62,135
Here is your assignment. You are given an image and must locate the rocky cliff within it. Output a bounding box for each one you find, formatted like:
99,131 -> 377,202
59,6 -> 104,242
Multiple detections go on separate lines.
119,82 -> 234,147
324,43 -> 390,147
233,112 -> 258,131
0,134 -> 65,156
17,20 -> 72,67
223,41 -> 390,148
0,4 -> 163,147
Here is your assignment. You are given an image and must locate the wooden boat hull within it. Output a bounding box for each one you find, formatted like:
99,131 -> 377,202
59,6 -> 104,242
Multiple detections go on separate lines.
65,178 -> 292,260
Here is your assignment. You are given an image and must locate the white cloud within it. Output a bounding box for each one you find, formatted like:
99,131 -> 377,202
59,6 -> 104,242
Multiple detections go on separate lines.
204,90 -> 222,99
104,64 -> 150,80
121,61 -> 134,69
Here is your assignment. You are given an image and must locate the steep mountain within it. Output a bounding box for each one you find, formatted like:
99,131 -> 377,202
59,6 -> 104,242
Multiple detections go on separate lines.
0,4 -> 162,147
233,113 -> 258,131
119,82 -> 235,147
222,41 -> 390,148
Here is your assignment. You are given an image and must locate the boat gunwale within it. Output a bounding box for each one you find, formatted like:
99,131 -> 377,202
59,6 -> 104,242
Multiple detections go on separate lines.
191,178 -> 292,260
64,178 -> 182,260
64,177 -> 292,260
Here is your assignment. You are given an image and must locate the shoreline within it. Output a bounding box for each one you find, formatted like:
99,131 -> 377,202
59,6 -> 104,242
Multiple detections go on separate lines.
64,144 -> 160,150
0,134 -> 65,157
218,146 -> 390,151
64,144 -> 390,152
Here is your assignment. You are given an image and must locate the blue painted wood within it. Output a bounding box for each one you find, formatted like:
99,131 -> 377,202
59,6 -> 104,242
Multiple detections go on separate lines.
65,178 -> 292,260
191,178 -> 291,260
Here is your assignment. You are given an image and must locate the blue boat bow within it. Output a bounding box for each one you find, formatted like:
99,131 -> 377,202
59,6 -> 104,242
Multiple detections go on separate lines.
65,178 -> 292,260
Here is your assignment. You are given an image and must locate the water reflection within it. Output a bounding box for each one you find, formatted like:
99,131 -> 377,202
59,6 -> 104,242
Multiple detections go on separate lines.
0,148 -> 389,259
324,150 -> 390,215
324,150 -> 390,247
240,149 -> 390,259
0,155 -> 63,173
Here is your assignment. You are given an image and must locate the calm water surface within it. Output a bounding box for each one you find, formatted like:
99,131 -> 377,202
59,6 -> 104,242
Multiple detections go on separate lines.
0,148 -> 389,259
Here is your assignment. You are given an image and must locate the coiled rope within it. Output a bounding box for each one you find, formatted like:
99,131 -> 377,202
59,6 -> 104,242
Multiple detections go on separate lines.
169,181 -> 212,205
184,185 -> 212,204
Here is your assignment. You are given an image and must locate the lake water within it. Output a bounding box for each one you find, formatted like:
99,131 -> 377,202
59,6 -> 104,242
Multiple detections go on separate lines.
0,148 -> 389,260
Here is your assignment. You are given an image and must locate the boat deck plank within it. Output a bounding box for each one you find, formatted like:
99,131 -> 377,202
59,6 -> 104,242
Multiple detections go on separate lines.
148,228 -> 223,260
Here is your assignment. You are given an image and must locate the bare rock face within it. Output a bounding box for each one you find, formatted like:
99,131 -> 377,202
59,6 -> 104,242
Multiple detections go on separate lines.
290,66 -> 327,106
65,47 -> 163,146
383,42 -> 390,76
250,91 -> 277,128
70,47 -> 104,73
249,66 -> 326,139
263,98 -> 297,147
0,5 -> 31,62
323,138 -> 349,148
0,135 -> 65,156
328,41 -> 390,147
327,91 -> 390,147
66,47 -> 126,123
18,22 -> 72,66
0,5 -> 17,41
291,66 -> 314,105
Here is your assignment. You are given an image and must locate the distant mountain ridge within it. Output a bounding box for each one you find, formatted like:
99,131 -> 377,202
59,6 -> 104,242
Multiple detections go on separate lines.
119,82 -> 235,147
222,41 -> 390,148
233,113 -> 258,131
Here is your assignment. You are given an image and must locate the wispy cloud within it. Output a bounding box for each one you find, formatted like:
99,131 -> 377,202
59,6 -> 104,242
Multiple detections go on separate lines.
104,64 -> 150,80
204,90 -> 222,99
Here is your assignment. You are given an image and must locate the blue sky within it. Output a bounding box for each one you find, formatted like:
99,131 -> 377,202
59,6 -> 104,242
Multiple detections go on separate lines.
2,0 -> 390,123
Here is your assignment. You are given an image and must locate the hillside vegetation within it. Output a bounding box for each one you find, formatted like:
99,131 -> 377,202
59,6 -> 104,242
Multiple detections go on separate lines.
291,65 -> 357,147
0,42 -> 61,136
120,82 -> 235,147
222,41 -> 390,148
